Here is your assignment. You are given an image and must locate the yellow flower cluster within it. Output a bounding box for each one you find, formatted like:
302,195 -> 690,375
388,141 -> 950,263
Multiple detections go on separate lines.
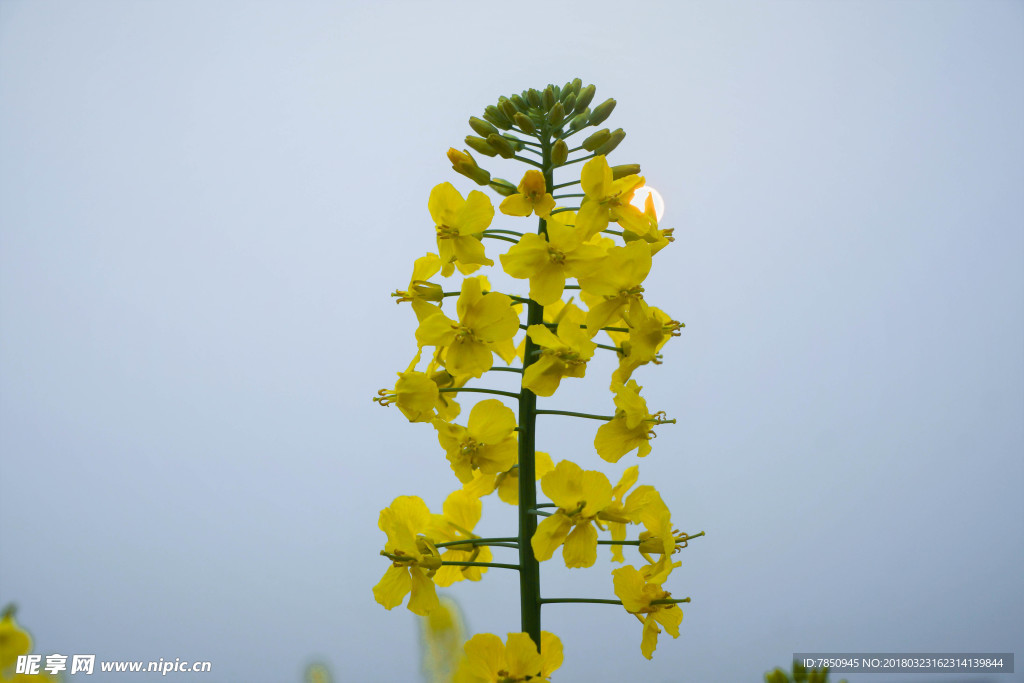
372,81 -> 700,674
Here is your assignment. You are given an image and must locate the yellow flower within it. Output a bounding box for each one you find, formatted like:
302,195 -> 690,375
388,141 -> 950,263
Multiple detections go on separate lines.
499,170 -> 556,219
523,304 -> 596,397
575,155 -> 649,239
622,192 -> 674,254
635,494 -> 686,584
607,303 -> 683,384
392,253 -> 444,307
594,380 -> 673,462
453,631 -> 562,683
415,277 -> 519,378
499,212 -> 605,306
577,241 -> 652,331
611,565 -> 684,659
375,353 -> 462,423
597,466 -> 660,563
531,460 -> 613,568
433,399 -> 518,483
374,496 -> 443,616
429,182 -> 495,277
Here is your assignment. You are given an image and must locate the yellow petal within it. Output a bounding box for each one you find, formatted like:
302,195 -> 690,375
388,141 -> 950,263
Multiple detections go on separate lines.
429,182 -> 462,227
373,564 -> 411,610
562,521 -> 598,568
458,190 -> 495,234
505,633 -> 543,679
407,567 -> 439,615
539,631 -> 564,677
500,194 -> 534,217
540,460 -> 585,510
468,399 -> 516,443
531,512 -> 571,561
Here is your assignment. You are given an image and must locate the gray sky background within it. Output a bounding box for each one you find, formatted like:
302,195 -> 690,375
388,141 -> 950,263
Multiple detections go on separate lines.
1,1 -> 1022,682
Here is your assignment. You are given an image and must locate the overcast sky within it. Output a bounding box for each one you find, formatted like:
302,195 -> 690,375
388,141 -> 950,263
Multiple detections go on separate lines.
1,2 -> 1022,682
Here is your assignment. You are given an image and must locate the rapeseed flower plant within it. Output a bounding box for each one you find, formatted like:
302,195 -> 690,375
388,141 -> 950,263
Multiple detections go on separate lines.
372,81 -> 703,674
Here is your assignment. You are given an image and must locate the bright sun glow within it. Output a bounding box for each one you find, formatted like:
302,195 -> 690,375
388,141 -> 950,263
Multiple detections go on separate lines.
630,186 -> 665,221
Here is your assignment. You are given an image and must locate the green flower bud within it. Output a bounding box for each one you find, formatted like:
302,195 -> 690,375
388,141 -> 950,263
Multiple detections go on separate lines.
513,112 -> 536,135
568,111 -> 589,132
611,163 -> 641,179
469,116 -> 498,138
488,177 -> 518,196
511,94 -> 529,112
543,86 -> 555,110
499,98 -> 518,120
547,102 -> 564,126
551,139 -> 568,166
574,84 -> 596,113
581,128 -> 611,152
562,92 -> 576,114
465,135 -> 498,157
589,98 -> 617,126
527,88 -> 542,107
570,78 -> 583,94
486,133 -> 516,159
594,128 -> 625,155
484,105 -> 512,130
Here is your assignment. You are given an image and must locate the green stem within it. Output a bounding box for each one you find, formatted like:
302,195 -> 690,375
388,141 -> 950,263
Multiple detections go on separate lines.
553,193 -> 585,199
485,228 -> 525,237
551,179 -> 580,190
596,540 -> 642,546
438,387 -> 521,400
596,342 -> 623,353
535,409 -> 614,421
515,125 -> 552,652
441,561 -> 521,570
513,155 -> 543,168
540,598 -> 623,605
562,152 -> 596,166
489,366 -> 524,374
434,537 -> 519,549
482,233 -> 521,244
527,509 -> 552,517
550,207 -> 580,215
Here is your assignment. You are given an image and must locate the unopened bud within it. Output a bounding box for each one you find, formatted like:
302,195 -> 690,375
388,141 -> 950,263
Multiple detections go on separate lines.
594,128 -> 625,155
562,92 -> 576,114
465,135 -> 498,157
568,111 -> 589,132
611,163 -> 641,179
581,128 -> 611,152
547,102 -> 564,126
469,116 -> 498,138
551,139 -> 568,166
527,88 -> 542,107
499,98 -> 518,120
510,94 -> 529,112
589,98 -> 616,126
569,78 -> 583,94
486,133 -> 516,159
447,148 -> 491,185
513,112 -> 536,135
574,84 -> 596,113
543,86 -> 555,110
488,178 -> 518,196
483,105 -> 511,130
